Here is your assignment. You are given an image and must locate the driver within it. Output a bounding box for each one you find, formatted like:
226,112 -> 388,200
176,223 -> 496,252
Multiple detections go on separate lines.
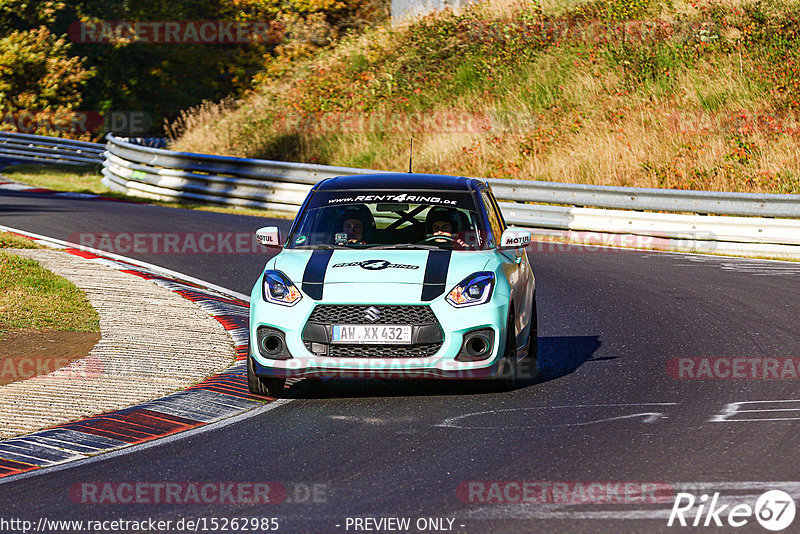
431,219 -> 455,237
428,214 -> 467,248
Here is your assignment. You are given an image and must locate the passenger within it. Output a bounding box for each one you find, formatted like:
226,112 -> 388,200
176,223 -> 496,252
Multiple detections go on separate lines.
342,217 -> 365,244
334,204 -> 376,245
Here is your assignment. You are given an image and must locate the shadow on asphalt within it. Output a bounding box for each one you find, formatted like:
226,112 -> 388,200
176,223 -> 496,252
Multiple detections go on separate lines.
284,335 -> 603,399
532,334 -> 605,383
0,193 -> 73,214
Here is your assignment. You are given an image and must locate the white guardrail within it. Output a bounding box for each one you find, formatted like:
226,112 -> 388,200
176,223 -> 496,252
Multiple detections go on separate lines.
99,134 -> 800,258
0,132 -> 104,165
3,132 -> 800,258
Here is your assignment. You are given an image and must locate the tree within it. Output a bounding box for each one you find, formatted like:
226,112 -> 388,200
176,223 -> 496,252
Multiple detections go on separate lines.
0,26 -> 93,136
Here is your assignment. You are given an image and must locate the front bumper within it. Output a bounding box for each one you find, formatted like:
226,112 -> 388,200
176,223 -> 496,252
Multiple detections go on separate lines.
249,356 -> 505,380
249,287 -> 511,380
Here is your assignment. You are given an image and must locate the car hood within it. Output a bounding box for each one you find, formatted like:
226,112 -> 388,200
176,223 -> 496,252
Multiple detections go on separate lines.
268,249 -> 494,300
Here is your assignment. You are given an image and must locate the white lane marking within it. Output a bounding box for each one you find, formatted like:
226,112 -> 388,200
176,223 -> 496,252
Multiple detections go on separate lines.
436,403 -> 679,429
460,508 -> 702,520
670,255 -> 800,276
0,399 -> 291,485
615,247 -> 800,265
710,399 -> 800,422
329,415 -> 418,424
0,224 -> 251,302
640,251 -> 800,271
0,182 -> 40,191
460,481 -> 800,521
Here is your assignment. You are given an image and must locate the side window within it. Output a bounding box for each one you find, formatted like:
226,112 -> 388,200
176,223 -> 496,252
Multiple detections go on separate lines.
481,191 -> 503,247
488,191 -> 507,231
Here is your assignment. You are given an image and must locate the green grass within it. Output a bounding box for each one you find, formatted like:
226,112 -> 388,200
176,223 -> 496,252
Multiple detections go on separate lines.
0,251 -> 100,338
0,232 -> 41,249
2,164 -> 291,219
696,88 -> 729,112
3,163 -> 108,194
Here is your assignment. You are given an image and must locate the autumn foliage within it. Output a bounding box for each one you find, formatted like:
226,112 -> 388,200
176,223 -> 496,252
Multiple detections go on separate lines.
0,0 -> 388,139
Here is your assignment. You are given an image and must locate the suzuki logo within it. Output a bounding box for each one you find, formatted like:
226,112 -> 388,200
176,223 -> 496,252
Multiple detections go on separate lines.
364,306 -> 381,322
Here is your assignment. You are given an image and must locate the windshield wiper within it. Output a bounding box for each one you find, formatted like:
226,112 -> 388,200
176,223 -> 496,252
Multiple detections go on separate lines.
293,244 -> 362,249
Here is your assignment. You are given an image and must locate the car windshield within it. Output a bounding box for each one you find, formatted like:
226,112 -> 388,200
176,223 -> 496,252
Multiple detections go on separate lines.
286,191 -> 486,250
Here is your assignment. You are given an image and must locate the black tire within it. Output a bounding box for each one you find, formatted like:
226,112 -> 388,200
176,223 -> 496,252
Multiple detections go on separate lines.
493,312 -> 518,391
518,296 -> 539,381
247,356 -> 286,397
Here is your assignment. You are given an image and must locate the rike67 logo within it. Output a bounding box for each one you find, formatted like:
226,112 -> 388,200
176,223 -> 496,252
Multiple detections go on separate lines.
668,490 -> 796,531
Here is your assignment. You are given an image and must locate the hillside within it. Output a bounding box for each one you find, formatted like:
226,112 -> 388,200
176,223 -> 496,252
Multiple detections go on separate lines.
168,0 -> 800,193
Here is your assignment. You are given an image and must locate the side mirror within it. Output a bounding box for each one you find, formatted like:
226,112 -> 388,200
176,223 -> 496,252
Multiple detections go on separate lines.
255,226 -> 281,247
499,228 -> 531,249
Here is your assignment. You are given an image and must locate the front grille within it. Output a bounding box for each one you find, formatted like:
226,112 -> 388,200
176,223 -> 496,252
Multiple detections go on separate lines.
305,342 -> 442,358
307,305 -> 437,325
304,305 -> 442,358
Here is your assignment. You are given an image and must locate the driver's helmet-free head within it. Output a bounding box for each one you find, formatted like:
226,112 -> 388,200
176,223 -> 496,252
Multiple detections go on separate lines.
334,204 -> 376,243
425,207 -> 460,235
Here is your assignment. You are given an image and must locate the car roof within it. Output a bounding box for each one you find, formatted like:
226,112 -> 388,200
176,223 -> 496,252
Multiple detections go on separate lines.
313,173 -> 488,192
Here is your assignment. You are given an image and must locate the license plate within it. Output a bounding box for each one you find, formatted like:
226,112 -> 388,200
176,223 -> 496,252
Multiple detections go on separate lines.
331,324 -> 412,344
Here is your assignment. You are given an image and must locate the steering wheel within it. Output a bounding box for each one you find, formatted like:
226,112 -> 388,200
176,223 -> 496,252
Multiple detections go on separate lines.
419,234 -> 457,245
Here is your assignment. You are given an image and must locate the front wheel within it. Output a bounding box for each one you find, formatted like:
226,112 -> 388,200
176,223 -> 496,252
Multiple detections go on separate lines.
491,312 -> 518,392
247,356 -> 286,397
518,296 -> 539,381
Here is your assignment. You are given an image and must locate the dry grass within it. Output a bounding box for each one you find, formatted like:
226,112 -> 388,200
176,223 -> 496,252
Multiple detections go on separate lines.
168,0 -> 800,194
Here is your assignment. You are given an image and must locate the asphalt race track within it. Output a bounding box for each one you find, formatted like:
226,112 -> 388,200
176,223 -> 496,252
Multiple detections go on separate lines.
2,187 -> 800,533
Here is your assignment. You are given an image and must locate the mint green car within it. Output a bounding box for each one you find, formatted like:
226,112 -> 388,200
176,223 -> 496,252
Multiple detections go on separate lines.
248,173 -> 536,397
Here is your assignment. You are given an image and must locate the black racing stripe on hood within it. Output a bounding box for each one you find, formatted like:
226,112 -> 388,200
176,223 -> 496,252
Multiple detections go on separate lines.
302,249 -> 334,300
421,250 -> 452,301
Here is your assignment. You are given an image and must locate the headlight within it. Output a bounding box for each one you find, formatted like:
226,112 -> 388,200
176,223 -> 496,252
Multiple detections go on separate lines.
262,270 -> 302,306
446,272 -> 495,308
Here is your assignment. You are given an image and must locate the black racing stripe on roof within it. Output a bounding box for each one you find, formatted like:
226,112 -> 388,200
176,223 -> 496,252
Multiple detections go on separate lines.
421,250 -> 452,302
302,249 -> 334,300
